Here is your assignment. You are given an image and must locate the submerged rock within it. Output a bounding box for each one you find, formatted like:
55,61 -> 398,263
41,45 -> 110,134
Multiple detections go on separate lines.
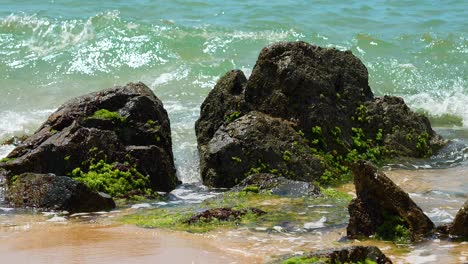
233,173 -> 321,197
184,207 -> 266,224
6,173 -> 115,212
280,246 -> 392,264
347,161 -> 434,241
0,82 -> 179,211
196,41 -> 445,188
201,111 -> 324,187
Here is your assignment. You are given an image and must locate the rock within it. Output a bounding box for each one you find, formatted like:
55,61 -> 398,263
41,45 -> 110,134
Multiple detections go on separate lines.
282,246 -> 392,264
233,173 -> 321,197
195,70 -> 247,146
184,207 -> 266,224
0,82 -> 179,196
347,161 -> 434,241
449,200 -> 468,239
201,111 -> 325,187
195,41 -> 445,188
361,96 -> 445,157
6,173 -> 115,212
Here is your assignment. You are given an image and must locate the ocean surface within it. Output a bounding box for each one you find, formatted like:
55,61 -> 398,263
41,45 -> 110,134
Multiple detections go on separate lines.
0,0 -> 467,183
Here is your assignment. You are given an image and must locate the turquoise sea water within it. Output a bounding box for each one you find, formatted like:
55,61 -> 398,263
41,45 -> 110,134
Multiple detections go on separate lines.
0,0 -> 467,182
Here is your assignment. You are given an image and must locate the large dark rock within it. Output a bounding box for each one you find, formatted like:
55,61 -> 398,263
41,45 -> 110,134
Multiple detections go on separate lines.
233,173 -> 321,197
0,82 -> 179,197
196,41 -> 445,188
449,200 -> 468,239
281,246 -> 392,264
347,161 -> 434,241
201,111 -> 324,187
6,173 -> 115,212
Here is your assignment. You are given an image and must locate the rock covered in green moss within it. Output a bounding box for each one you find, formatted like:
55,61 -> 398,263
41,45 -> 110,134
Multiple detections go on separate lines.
195,41 -> 445,188
184,207 -> 266,225
279,246 -> 392,264
347,161 -> 434,242
6,173 -> 115,212
0,82 -> 179,210
201,112 -> 324,187
233,173 -> 321,197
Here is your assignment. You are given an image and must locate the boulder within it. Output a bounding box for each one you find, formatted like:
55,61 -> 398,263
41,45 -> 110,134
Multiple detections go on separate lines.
281,246 -> 392,264
201,111 -> 324,187
0,82 -> 179,198
195,41 -> 445,188
233,173 -> 321,197
449,200 -> 468,239
6,173 -> 115,212
347,161 -> 434,241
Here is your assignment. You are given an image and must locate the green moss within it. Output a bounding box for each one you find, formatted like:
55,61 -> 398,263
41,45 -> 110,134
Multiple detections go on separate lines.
282,150 -> 292,162
49,128 -> 58,134
282,256 -> 325,264
231,156 -> 242,163
224,111 -> 241,123
0,157 -> 14,163
146,119 -> 157,126
375,212 -> 411,244
320,187 -> 352,202
10,175 -> 18,185
70,159 -> 153,198
242,185 -> 260,193
64,155 -> 71,161
416,132 -> 432,157
355,104 -> 370,123
89,109 -> 125,123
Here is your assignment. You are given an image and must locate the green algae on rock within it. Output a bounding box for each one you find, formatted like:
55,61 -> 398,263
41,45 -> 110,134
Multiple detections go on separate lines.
0,82 -> 178,212
195,41 -> 446,188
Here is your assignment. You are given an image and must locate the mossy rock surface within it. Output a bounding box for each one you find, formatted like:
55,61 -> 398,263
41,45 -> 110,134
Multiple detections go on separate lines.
277,246 -> 392,264
195,41 -> 446,188
0,82 -> 179,211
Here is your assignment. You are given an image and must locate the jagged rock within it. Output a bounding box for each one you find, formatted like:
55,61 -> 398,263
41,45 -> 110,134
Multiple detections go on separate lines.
195,41 -> 445,188
201,111 -> 324,187
184,207 -> 266,224
233,173 -> 321,197
6,173 -> 115,212
449,200 -> 468,239
280,246 -> 392,264
361,96 -> 445,157
347,161 -> 434,241
0,82 -> 179,201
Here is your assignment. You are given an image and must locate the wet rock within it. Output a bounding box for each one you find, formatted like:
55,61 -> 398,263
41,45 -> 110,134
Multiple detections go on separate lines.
6,173 -> 115,212
449,200 -> 468,239
362,96 -> 445,157
282,246 -> 392,264
196,41 -> 445,188
0,82 -> 178,193
347,161 -> 434,241
233,173 -> 321,197
195,70 -> 247,146
201,111 -> 324,187
184,207 -> 266,224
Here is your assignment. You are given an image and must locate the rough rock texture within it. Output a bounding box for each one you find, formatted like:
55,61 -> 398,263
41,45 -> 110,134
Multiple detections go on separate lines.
347,161 -> 434,241
201,111 -> 324,187
291,246 -> 393,264
362,96 -> 445,157
449,200 -> 468,239
195,41 -> 445,188
6,173 -> 115,212
233,173 -> 321,197
184,207 -> 266,224
0,82 -> 178,193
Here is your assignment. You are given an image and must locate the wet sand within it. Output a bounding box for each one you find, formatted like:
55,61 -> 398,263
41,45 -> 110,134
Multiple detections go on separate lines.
0,164 -> 467,263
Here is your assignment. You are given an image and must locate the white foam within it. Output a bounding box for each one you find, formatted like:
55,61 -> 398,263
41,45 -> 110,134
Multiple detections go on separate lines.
0,109 -> 55,140
303,216 -> 327,230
